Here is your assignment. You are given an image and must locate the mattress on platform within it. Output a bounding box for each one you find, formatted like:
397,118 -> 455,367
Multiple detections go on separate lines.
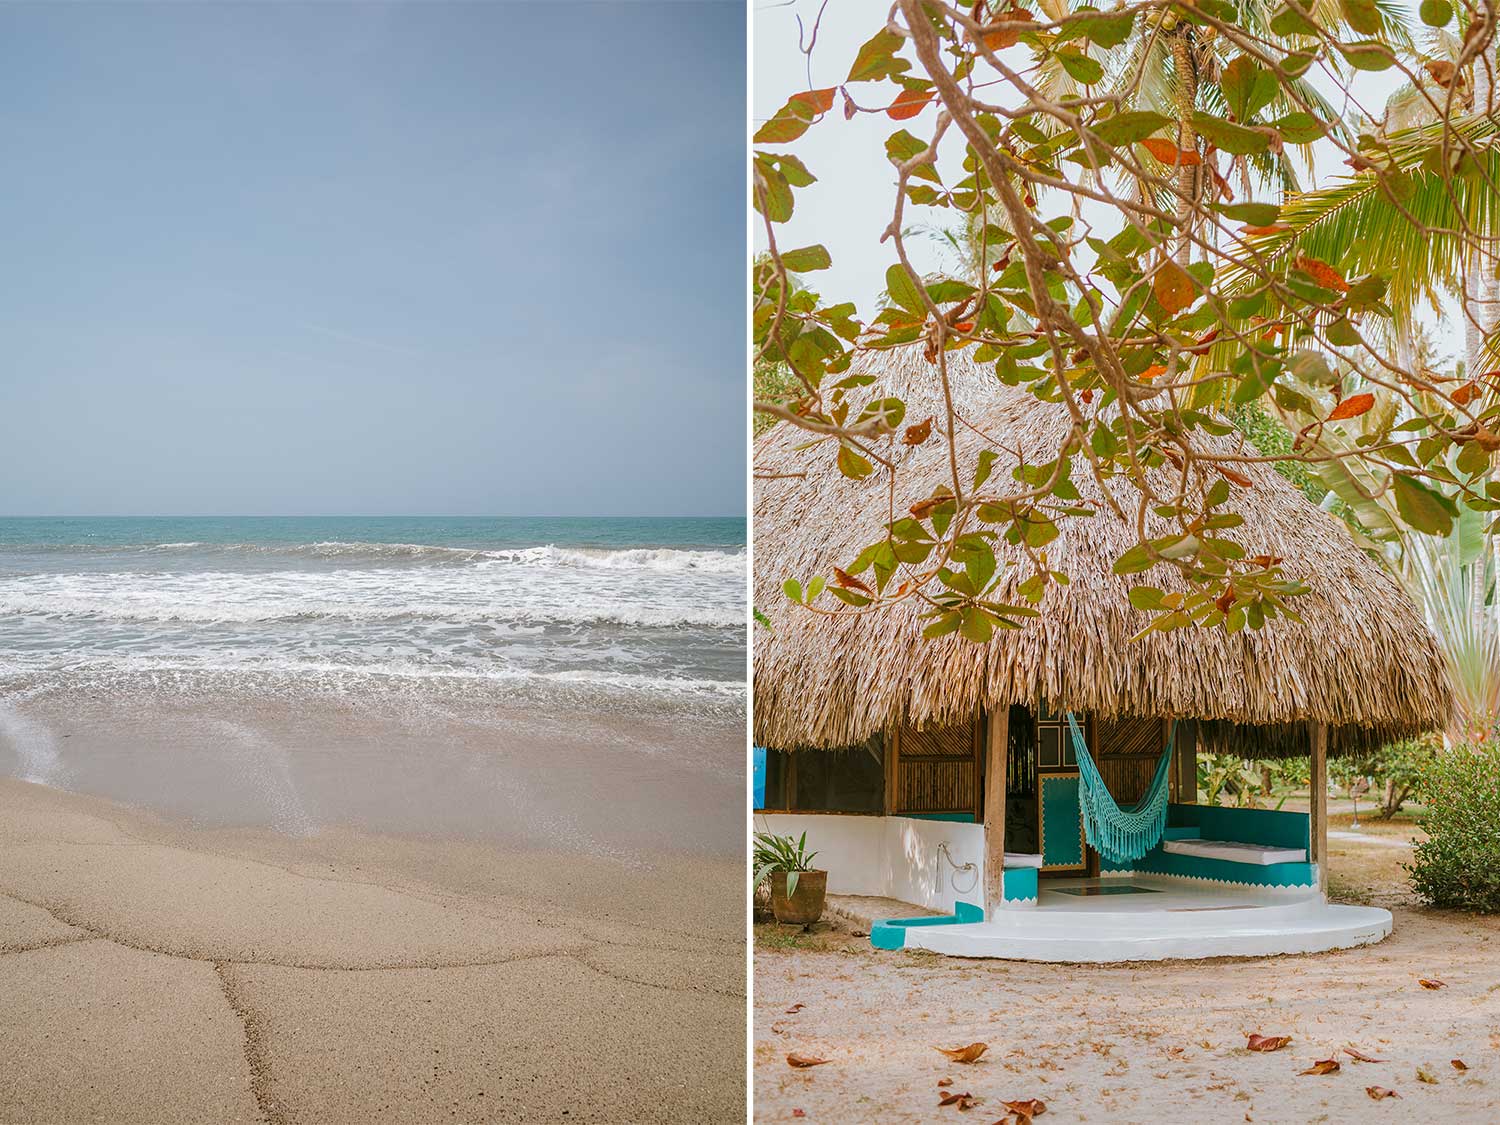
1162,838 -> 1308,865
1004,852 -> 1043,869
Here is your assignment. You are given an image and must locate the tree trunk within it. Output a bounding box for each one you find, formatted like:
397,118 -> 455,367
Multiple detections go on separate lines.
1171,32 -> 1198,267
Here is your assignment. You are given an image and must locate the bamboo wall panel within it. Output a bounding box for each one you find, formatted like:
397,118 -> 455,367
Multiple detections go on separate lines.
898,758 -> 977,813
900,722 -> 977,758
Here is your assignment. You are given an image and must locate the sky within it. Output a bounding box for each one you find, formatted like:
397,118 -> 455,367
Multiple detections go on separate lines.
0,1 -> 745,517
753,1 -> 1448,349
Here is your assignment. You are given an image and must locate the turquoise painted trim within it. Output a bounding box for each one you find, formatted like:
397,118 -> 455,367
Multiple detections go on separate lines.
1167,804 -> 1309,851
869,901 -> 984,950
1162,826 -> 1201,841
753,747 -> 766,810
1003,867 -> 1038,902
904,812 -> 977,823
1132,848 -> 1315,888
1041,775 -> 1084,867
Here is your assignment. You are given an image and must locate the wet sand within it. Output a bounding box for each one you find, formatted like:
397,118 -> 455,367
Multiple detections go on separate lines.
0,697 -> 746,1123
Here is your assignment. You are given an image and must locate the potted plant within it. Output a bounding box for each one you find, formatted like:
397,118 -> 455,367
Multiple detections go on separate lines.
753,830 -> 826,925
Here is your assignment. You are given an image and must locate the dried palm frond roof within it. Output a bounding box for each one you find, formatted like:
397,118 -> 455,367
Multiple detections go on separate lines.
754,346 -> 1451,757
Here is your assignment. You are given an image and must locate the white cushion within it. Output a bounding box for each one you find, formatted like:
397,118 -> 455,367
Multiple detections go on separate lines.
1004,852 -> 1043,869
1163,839 -> 1307,865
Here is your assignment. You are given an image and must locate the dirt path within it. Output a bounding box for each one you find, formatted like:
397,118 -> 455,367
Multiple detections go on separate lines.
754,837 -> 1500,1123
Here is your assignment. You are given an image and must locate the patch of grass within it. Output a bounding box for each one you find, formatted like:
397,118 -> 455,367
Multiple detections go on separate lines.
1326,872 -> 1374,906
754,922 -> 868,954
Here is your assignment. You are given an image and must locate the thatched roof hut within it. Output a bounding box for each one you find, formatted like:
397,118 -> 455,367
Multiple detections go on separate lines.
754,346 -> 1452,758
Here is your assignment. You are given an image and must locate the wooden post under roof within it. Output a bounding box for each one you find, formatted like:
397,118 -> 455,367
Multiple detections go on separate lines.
883,725 -> 900,815
983,707 -> 1009,918
1309,722 -> 1329,896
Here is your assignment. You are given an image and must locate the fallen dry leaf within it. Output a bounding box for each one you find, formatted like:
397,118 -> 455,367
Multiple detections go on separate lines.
1417,1065 -> 1438,1084
1419,978 -> 1447,990
1300,1058 -> 1341,1076
784,1003 -> 805,1014
936,1043 -> 989,1064
1001,1097 -> 1047,1119
938,1089 -> 977,1109
1247,1034 -> 1293,1052
1452,1058 -> 1469,1071
786,1053 -> 830,1069
1344,1046 -> 1387,1063
1366,1086 -> 1401,1100
791,1111 -> 806,1119
938,1077 -> 954,1087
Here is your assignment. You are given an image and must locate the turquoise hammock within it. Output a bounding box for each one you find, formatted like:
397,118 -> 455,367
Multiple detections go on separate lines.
1065,713 -> 1177,865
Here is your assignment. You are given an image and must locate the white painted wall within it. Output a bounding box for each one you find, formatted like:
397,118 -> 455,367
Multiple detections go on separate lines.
755,812 -> 986,914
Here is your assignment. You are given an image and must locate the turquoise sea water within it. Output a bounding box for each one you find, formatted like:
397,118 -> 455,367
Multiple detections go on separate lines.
0,516 -> 746,783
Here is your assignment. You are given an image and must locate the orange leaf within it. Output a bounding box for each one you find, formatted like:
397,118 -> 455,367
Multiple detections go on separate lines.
1247,1034 -> 1293,1052
1216,589 -> 1236,615
904,417 -> 934,445
1153,260 -> 1196,315
937,1077 -> 954,1087
1216,465 -> 1255,488
1419,978 -> 1447,990
1327,392 -> 1374,421
833,567 -> 873,596
1002,1104 -> 1050,1122
1140,364 -> 1169,381
1300,1057 -> 1341,1075
793,88 -> 836,114
1241,223 -> 1291,236
1366,1086 -> 1401,1100
1001,1098 -> 1047,1120
1452,381 -> 1481,406
1344,1046 -> 1387,1063
1249,553 -> 1284,568
1293,255 -> 1349,293
888,88 -> 934,120
1140,137 -> 1202,165
980,7 -> 1036,50
1452,1058 -> 1469,1070
1185,327 -> 1220,354
784,1002 -> 805,1014
786,1053 -> 830,1068
935,1042 -> 988,1064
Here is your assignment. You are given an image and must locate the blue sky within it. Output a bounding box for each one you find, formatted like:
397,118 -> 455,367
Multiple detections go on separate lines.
0,1 -> 745,517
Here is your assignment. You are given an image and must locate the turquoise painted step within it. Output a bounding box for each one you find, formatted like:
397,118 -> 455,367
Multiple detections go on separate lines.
870,902 -> 984,951
1003,866 -> 1038,902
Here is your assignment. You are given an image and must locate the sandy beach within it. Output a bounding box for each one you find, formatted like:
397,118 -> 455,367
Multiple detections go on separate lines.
0,775 -> 746,1123
753,824 -> 1499,1123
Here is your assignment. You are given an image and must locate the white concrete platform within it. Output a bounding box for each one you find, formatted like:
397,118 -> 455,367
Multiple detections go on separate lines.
898,874 -> 1392,962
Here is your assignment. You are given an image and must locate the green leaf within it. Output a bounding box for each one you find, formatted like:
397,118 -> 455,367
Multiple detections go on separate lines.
1214,201 -> 1280,226
1092,110 -> 1172,147
779,244 -> 832,272
1392,474 -> 1458,536
1272,112 -> 1326,144
1113,542 -> 1156,575
847,29 -> 909,82
1192,112 -> 1270,155
959,607 -> 994,643
783,578 -> 803,603
1221,56 -> 1278,123
1420,0 -> 1453,24
837,444 -> 874,480
885,264 -> 926,315
974,449 -> 999,491
1341,0 -> 1382,34
1127,586 -> 1166,611
1057,48 -> 1104,86
1078,8 -> 1135,46
923,610 -> 962,638
1341,42 -> 1395,71
1270,1 -> 1318,35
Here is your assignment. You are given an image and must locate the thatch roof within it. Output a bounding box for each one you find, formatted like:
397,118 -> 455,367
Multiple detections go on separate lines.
754,346 -> 1452,758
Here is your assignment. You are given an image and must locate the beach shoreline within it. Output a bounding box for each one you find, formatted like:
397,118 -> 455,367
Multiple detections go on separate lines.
0,775 -> 746,1123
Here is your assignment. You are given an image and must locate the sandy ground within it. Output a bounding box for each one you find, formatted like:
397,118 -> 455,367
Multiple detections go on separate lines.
753,821 -> 1500,1123
0,778 -> 746,1123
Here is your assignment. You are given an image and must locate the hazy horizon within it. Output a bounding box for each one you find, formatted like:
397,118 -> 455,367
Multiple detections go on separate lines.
0,1 -> 746,518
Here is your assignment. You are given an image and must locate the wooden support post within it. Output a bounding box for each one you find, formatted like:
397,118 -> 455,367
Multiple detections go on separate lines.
983,707 -> 1010,918
883,725 -> 900,816
1310,722 -> 1328,897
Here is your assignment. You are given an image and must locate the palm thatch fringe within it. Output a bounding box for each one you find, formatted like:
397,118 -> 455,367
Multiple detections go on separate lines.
753,346 -> 1451,759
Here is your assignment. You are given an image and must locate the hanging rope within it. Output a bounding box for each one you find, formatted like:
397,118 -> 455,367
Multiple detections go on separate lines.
1065,713 -> 1177,865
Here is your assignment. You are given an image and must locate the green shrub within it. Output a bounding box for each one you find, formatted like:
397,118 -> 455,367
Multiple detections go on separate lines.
1408,744 -> 1500,913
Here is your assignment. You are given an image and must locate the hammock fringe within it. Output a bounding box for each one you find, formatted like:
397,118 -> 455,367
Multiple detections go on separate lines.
1066,713 -> 1176,865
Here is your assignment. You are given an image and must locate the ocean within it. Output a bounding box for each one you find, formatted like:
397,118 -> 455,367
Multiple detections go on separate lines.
0,516 -> 746,857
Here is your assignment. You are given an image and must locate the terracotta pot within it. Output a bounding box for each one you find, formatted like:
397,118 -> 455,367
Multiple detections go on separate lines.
770,869 -> 827,925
